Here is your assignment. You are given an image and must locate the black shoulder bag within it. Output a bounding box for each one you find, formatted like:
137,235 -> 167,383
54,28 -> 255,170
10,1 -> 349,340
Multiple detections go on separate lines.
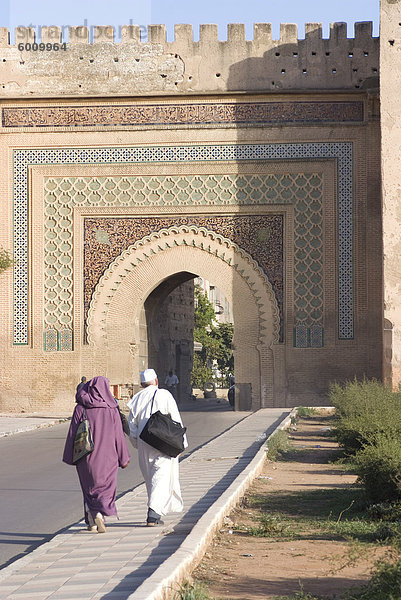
139,390 -> 186,457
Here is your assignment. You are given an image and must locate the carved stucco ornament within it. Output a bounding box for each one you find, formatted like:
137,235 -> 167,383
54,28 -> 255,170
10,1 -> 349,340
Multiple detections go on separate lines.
87,225 -> 280,349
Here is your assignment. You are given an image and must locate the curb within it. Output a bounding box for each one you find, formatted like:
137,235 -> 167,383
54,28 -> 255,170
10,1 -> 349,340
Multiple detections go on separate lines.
129,407 -> 297,600
0,418 -> 68,438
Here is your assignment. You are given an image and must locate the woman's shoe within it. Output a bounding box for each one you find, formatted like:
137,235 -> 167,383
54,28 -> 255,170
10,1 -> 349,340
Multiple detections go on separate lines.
94,512 -> 106,533
86,509 -> 98,532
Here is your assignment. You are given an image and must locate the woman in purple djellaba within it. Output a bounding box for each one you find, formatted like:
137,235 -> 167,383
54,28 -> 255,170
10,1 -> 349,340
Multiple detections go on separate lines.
63,376 -> 130,533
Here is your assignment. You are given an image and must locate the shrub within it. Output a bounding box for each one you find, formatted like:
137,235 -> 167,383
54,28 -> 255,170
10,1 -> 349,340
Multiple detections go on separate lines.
0,247 -> 12,274
297,406 -> 318,418
330,379 -> 401,455
367,501 -> 401,522
266,429 -> 291,461
354,434 -> 401,504
347,558 -> 401,600
174,581 -> 212,600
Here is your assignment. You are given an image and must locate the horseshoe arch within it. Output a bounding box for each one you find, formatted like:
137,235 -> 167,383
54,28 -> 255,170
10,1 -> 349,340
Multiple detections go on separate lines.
87,226 -> 281,408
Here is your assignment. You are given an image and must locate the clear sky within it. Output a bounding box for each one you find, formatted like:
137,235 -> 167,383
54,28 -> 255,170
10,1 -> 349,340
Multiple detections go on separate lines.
1,0 -> 380,43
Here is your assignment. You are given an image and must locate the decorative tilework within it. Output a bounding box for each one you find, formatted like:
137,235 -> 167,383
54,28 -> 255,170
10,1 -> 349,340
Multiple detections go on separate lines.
293,173 -> 324,347
13,142 -> 354,347
310,324 -> 324,348
44,173 -> 324,345
43,329 -> 58,352
294,325 -> 309,349
3,101 -> 364,128
45,173 -> 300,208
82,215 -> 284,341
43,328 -> 73,351
59,329 -> 73,351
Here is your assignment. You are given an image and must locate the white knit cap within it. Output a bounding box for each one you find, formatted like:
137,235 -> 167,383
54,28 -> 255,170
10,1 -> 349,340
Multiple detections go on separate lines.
140,368 -> 157,383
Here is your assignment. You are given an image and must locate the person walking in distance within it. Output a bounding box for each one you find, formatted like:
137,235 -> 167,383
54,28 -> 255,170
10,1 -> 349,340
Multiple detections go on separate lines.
164,369 -> 179,401
127,368 -> 187,526
76,376 -> 86,393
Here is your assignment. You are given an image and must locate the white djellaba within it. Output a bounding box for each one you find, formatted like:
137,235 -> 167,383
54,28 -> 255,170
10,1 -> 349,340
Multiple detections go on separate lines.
127,369 -> 188,519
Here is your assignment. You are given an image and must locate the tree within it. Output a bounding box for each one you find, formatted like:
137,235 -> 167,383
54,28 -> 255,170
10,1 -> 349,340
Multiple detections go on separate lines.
0,247 -> 12,274
191,286 -> 234,388
210,322 -> 234,379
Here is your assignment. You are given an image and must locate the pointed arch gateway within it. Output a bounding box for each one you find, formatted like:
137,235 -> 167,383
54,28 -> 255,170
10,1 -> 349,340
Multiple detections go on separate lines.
87,226 -> 281,409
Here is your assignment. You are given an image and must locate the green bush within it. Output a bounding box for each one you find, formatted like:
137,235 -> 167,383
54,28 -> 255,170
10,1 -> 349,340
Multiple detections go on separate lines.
266,429 -> 291,461
346,559 -> 401,600
296,406 -> 318,418
0,247 -> 12,274
330,379 -> 401,455
367,501 -> 401,522
354,434 -> 401,504
174,581 -> 212,600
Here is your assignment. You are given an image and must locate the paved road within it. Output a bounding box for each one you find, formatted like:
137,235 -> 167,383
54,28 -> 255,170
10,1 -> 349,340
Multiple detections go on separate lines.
0,398 -> 248,569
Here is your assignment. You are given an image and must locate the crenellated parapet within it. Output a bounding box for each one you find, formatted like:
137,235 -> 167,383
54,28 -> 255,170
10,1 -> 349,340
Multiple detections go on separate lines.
0,22 -> 379,98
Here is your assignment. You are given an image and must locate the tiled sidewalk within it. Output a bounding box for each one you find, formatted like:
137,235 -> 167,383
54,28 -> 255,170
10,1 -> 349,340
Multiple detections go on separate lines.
0,408 -> 292,600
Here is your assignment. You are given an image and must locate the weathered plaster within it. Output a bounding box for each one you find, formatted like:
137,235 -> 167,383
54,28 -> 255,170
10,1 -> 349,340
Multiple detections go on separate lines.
381,1 -> 401,385
0,23 -> 379,98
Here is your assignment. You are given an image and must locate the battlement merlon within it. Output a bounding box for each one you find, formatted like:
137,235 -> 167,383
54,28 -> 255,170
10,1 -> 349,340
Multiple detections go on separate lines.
0,23 -> 379,98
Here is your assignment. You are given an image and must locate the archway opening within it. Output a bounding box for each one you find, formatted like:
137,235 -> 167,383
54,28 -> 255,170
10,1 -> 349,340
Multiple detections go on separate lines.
142,272 -> 234,407
88,228 -> 280,408
192,277 -> 235,407
143,271 -> 196,403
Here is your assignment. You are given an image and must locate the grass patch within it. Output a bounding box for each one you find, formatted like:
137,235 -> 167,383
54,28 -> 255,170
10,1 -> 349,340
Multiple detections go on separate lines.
296,406 -> 318,418
271,557 -> 401,599
274,593 -> 323,600
266,429 -> 291,461
245,514 -> 294,538
249,487 -> 365,521
174,581 -> 213,600
242,487 -> 394,544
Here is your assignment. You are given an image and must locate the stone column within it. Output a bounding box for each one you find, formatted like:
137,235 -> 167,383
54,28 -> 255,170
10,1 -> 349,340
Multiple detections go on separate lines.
381,0 -> 401,386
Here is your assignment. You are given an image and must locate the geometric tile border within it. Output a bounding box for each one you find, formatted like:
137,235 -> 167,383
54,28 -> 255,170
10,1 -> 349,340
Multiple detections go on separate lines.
13,142 -> 353,345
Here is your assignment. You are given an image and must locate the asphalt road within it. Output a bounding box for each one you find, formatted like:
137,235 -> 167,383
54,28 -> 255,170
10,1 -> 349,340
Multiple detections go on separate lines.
0,398 -> 249,569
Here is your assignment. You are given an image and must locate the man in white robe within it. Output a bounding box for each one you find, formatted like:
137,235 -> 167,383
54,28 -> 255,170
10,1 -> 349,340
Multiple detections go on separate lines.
127,368 -> 187,526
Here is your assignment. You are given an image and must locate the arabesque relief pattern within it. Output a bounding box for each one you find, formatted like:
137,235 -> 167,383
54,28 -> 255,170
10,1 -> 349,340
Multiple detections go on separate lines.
2,101 -> 364,128
82,214 -> 284,340
86,225 -> 281,350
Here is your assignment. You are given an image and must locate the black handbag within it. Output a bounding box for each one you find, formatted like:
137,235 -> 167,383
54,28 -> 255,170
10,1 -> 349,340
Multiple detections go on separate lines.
139,391 -> 186,457
72,409 -> 94,464
117,405 -> 130,436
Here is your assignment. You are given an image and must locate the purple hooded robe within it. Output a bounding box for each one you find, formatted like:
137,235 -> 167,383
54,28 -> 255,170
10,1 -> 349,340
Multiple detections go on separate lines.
63,376 -> 130,522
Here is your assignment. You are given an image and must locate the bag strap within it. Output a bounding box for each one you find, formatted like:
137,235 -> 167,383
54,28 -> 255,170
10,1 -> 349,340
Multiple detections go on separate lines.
149,389 -> 157,415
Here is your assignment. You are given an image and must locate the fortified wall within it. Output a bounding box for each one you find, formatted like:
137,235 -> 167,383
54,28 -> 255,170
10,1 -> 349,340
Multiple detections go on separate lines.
0,22 -> 378,97
0,20 -> 385,411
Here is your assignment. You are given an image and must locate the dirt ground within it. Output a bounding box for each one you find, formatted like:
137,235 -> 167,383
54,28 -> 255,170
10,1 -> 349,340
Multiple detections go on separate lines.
193,414 -> 388,599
